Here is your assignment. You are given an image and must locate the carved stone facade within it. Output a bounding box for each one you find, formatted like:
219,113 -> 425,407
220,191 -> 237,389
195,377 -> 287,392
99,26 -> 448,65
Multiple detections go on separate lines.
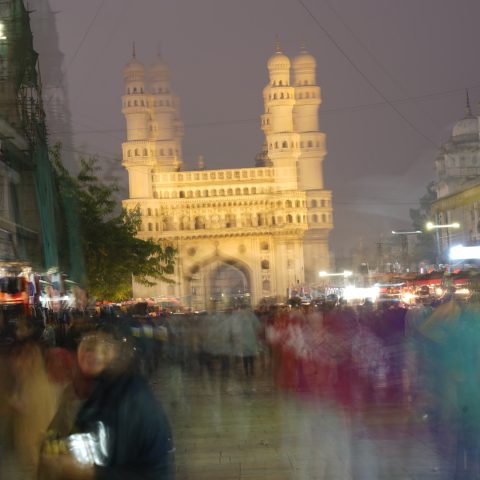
122,45 -> 333,309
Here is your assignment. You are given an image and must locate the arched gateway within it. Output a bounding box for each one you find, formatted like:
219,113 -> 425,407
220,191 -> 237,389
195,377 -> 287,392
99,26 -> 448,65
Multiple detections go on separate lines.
188,258 -> 251,310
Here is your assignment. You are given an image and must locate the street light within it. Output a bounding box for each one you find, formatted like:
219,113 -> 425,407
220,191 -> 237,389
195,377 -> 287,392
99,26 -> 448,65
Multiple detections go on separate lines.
425,222 -> 460,230
319,270 -> 352,278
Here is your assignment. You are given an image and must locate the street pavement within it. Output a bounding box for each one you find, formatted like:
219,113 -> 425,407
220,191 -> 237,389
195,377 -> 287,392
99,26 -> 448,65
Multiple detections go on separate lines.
153,361 -> 448,480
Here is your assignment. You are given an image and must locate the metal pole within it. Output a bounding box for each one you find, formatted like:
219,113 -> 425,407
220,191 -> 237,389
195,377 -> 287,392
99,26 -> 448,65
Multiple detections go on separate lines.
435,228 -> 441,266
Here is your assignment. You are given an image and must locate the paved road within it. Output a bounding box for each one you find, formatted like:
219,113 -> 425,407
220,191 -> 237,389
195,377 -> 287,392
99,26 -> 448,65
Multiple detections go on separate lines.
153,362 -> 448,480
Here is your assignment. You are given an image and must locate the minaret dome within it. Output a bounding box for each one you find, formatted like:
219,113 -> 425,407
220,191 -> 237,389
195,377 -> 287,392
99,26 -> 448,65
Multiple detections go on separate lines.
123,44 -> 145,79
267,39 -> 291,85
292,44 -> 316,85
150,56 -> 170,83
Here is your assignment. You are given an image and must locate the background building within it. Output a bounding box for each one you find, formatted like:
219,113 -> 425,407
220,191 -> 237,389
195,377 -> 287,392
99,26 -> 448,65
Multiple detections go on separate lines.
122,45 -> 333,308
432,94 -> 480,258
0,0 -> 58,271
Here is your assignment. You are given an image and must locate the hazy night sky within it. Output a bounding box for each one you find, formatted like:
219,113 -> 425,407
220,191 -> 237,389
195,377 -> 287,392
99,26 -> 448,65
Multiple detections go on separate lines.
33,0 -> 480,256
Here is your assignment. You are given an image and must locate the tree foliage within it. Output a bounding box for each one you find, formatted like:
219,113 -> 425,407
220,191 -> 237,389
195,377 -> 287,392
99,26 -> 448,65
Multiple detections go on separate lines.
51,146 -> 175,301
409,181 -> 437,264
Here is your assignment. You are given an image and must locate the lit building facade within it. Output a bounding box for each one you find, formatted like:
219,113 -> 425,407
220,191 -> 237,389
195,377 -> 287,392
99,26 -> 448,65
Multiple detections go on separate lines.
122,45 -> 333,308
432,94 -> 480,256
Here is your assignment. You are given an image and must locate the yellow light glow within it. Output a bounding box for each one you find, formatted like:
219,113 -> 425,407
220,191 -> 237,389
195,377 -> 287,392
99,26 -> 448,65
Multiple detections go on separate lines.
0,24 -> 6,41
401,292 -> 417,304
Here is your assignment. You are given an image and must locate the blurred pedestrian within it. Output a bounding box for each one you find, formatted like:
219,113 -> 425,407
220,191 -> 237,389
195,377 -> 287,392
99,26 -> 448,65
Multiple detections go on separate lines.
9,315 -> 59,478
39,326 -> 174,479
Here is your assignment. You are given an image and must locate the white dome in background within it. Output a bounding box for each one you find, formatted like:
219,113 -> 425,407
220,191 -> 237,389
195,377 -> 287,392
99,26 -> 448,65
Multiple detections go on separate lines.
452,92 -> 479,141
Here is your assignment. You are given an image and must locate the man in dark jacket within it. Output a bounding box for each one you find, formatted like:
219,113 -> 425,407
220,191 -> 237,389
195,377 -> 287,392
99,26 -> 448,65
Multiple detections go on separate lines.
40,330 -> 174,480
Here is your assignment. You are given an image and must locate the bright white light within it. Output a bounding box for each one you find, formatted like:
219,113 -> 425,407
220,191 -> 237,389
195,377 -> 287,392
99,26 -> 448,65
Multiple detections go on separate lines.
449,244 -> 480,261
435,287 -> 444,297
319,270 -> 353,278
455,288 -> 470,296
343,285 -> 379,302
427,222 -> 461,230
0,24 -> 6,41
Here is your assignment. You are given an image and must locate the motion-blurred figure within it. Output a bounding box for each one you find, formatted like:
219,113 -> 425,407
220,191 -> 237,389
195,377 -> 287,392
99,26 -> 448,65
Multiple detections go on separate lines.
9,315 -> 59,478
39,327 -> 174,479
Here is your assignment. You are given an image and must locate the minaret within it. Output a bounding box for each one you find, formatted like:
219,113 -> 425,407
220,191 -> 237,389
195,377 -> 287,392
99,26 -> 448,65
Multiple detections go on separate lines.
122,44 -> 149,141
149,52 -> 184,171
292,43 -> 326,190
261,40 -> 299,189
121,46 -> 151,198
292,44 -> 332,280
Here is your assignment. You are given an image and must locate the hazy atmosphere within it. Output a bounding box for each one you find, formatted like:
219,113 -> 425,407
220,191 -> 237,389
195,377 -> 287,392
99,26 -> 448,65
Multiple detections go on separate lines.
32,0 -> 480,254
4,3 -> 480,480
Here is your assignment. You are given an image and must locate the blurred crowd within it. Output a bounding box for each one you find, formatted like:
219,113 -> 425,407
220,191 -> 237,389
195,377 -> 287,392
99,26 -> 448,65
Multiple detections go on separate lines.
0,306 -> 174,479
1,295 -> 480,478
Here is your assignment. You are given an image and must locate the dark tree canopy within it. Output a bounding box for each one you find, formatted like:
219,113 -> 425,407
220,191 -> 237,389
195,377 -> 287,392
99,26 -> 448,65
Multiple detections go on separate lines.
409,181 -> 437,264
51,146 -> 175,301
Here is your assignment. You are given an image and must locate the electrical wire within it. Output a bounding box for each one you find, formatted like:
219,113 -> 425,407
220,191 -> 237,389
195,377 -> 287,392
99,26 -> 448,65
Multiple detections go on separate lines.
296,0 -> 440,148
45,82 -> 480,137
322,0 -> 442,129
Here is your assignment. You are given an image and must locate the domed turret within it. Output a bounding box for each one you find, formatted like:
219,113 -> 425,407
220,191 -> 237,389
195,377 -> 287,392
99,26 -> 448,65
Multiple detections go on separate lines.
123,44 -> 145,79
267,51 -> 291,72
123,56 -> 144,76
150,55 -> 170,83
292,44 -> 316,71
267,38 -> 291,86
452,91 -> 479,142
452,116 -> 478,139
293,44 -> 316,86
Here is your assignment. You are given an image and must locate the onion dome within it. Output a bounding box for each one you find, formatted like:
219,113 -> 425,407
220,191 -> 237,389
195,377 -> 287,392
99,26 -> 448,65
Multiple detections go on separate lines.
267,38 -> 290,71
123,43 -> 145,77
452,91 -> 478,142
292,43 -> 316,70
452,116 -> 478,139
150,55 -> 170,82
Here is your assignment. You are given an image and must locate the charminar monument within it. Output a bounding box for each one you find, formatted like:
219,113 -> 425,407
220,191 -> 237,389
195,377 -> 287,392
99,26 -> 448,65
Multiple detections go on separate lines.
122,43 -> 333,309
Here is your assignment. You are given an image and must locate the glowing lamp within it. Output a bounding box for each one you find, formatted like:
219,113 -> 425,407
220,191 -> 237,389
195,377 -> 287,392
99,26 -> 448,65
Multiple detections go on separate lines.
343,285 -> 379,302
319,270 -> 353,278
426,222 -> 461,230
